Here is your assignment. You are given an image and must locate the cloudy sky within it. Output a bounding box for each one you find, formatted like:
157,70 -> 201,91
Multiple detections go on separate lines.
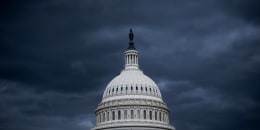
1,0 -> 260,130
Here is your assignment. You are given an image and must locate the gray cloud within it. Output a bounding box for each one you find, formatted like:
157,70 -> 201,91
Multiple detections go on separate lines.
0,0 -> 260,130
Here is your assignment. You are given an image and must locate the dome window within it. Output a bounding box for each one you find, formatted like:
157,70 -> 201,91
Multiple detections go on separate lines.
137,110 -> 140,119
124,110 -> 127,119
118,111 -> 121,120
155,111 -> 157,120
143,110 -> 146,119
131,110 -> 134,119
112,111 -> 115,120
103,112 -> 105,122
149,111 -> 152,120
107,112 -> 109,121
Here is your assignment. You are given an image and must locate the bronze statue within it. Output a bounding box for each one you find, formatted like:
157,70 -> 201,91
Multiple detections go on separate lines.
129,29 -> 134,41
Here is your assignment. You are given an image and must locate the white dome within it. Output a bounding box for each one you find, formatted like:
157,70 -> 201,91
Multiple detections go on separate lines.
102,68 -> 162,101
92,29 -> 175,130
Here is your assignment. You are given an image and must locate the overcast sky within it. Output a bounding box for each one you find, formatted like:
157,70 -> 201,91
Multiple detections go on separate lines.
1,0 -> 260,130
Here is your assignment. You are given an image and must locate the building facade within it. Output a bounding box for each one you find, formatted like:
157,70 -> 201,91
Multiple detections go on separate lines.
91,29 -> 175,130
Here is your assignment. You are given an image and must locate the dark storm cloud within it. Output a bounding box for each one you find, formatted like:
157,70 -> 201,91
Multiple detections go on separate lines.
221,0 -> 260,25
156,34 -> 260,130
1,0 -> 260,130
0,81 -> 98,130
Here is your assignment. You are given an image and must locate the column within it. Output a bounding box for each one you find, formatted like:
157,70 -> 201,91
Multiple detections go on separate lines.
125,55 -> 127,65
134,55 -> 136,64
127,55 -> 129,64
137,54 -> 138,64
131,55 -> 133,64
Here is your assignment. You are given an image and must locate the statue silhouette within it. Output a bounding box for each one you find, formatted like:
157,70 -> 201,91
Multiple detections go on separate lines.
129,29 -> 134,41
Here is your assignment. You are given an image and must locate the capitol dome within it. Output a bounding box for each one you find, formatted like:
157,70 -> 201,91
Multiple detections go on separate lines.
102,69 -> 162,102
91,29 -> 175,130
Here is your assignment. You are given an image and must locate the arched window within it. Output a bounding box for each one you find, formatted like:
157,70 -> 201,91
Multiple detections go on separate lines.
126,87 -> 128,90
131,86 -> 133,90
143,110 -> 146,119
155,111 -> 157,120
137,110 -> 140,119
149,111 -> 152,120
112,111 -> 115,120
112,88 -> 114,92
141,87 -> 143,91
136,86 -> 138,90
107,112 -> 109,121
145,87 -> 147,91
121,87 -> 123,91
118,111 -> 121,120
149,88 -> 151,92
116,87 -> 118,91
103,112 -> 105,122
124,110 -> 127,119
131,110 -> 134,119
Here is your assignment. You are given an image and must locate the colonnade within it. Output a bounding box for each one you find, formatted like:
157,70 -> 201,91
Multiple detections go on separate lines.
96,107 -> 169,125
104,85 -> 161,98
125,54 -> 138,65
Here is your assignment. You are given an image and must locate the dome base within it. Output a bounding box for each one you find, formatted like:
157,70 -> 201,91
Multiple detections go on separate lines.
92,127 -> 174,130
91,121 -> 175,130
